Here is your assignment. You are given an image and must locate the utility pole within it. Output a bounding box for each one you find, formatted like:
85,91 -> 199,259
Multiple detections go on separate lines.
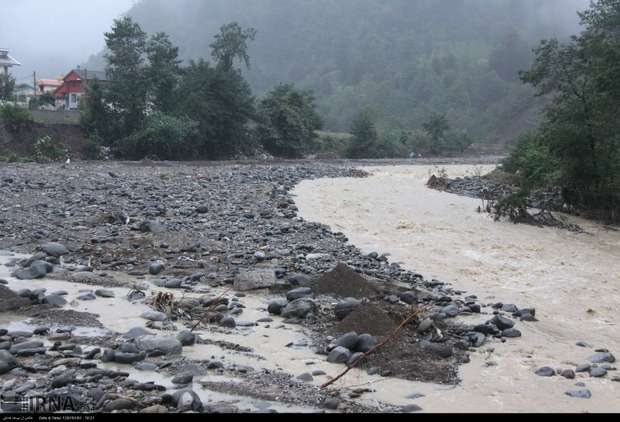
33,71 -> 37,98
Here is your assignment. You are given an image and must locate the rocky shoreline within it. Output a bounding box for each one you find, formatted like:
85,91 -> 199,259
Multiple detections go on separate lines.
0,161 -> 549,413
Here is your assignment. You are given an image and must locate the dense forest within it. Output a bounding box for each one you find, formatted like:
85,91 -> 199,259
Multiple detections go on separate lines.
86,0 -> 588,148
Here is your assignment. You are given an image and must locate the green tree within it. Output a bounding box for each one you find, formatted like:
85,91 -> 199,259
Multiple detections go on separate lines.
0,73 -> 15,101
256,84 -> 323,158
81,79 -> 117,146
347,111 -> 378,158
514,0 -> 620,220
146,32 -> 182,113
210,23 -> 257,71
176,60 -> 255,158
422,113 -> 450,155
104,16 -> 148,135
116,112 -> 198,160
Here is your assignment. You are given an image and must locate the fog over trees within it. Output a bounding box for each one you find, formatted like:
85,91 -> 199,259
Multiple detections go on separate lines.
81,0 -> 590,145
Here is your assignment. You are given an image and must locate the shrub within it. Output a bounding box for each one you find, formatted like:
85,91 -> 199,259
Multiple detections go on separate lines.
114,112 -> 198,160
0,104 -> 34,132
33,136 -> 70,163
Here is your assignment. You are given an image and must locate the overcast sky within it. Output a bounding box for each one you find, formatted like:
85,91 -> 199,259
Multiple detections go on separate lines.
1,0 -> 136,83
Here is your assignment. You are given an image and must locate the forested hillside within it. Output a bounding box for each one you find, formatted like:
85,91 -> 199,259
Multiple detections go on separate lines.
86,0 -> 587,147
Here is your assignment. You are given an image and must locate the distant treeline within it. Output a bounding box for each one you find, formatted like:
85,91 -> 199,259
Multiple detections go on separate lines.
86,0 -> 588,147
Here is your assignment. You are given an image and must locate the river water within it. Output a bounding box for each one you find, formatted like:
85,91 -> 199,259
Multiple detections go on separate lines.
292,164 -> 620,413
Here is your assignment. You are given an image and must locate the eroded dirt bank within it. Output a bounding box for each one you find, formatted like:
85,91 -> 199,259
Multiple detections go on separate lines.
293,164 -> 620,413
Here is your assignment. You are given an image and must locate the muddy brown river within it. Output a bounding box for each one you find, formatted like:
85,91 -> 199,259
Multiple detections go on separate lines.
293,164 -> 620,413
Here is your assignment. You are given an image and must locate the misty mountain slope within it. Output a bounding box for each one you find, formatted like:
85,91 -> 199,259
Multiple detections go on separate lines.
87,0 -> 588,145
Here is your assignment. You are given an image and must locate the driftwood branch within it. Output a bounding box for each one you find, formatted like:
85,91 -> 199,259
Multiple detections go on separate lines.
320,306 -> 428,389
190,288 -> 232,332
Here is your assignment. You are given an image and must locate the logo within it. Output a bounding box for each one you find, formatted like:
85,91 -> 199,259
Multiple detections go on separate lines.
0,394 -> 90,413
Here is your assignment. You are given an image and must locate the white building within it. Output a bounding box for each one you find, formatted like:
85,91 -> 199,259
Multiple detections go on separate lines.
0,49 -> 20,75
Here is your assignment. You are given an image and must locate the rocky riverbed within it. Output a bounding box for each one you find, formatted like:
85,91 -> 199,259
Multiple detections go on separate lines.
0,160 -> 597,414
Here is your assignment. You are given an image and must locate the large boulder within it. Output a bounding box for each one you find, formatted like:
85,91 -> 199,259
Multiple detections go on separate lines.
286,287 -> 313,302
0,350 -> 18,374
233,269 -> 277,291
281,298 -> 315,319
170,390 -> 203,412
141,310 -> 168,322
135,336 -> 183,356
41,243 -> 69,257
327,347 -> 352,364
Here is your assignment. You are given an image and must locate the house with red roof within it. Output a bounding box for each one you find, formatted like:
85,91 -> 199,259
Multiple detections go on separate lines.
54,68 -> 109,110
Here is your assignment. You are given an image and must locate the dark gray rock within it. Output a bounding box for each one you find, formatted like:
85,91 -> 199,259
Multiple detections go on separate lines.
535,367 -> 556,377
281,298 -> 315,319
10,341 -> 44,353
502,328 -> 522,338
267,299 -> 288,315
355,334 -> 378,353
490,315 -> 515,330
41,242 -> 69,257
124,327 -> 153,339
0,350 -> 17,374
172,373 -> 194,385
590,367 -> 607,378
589,353 -> 616,364
474,324 -> 500,336
172,390 -> 203,412
77,292 -> 97,301
576,364 -> 591,373
220,317 -> 236,328
114,352 -> 146,364
135,336 -> 183,356
296,373 -> 313,382
417,319 -> 434,333
565,390 -> 592,399
334,298 -> 361,320
347,352 -> 365,367
233,269 -> 276,291
327,346 -> 352,364
286,287 -> 313,302
334,332 -> 359,350
177,331 -> 196,347
149,261 -> 165,275
95,289 -> 115,298
141,310 -> 168,322
51,373 -> 75,388
441,304 -> 459,318
43,295 -> 67,306
560,369 -> 576,379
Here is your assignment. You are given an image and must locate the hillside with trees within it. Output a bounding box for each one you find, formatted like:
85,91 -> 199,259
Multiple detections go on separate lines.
86,0 -> 588,151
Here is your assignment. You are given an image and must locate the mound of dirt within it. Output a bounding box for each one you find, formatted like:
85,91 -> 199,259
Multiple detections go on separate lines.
426,175 -> 449,191
333,303 -> 399,337
23,309 -> 104,328
363,329 -> 459,385
0,286 -> 31,312
313,263 -> 380,299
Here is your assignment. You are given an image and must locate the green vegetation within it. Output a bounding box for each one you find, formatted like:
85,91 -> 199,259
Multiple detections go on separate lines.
82,17 -> 331,161
32,135 -> 70,163
256,84 -> 323,158
0,103 -> 34,132
503,0 -> 620,223
84,0 -> 588,150
0,73 -> 16,101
